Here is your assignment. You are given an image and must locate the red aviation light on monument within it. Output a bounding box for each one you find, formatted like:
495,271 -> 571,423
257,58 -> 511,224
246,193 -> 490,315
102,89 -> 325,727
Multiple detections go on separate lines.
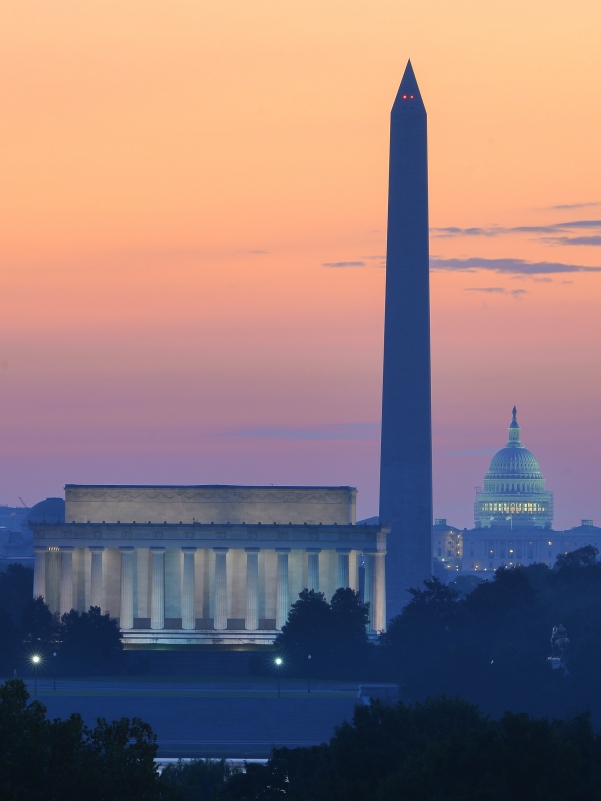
391,61 -> 425,114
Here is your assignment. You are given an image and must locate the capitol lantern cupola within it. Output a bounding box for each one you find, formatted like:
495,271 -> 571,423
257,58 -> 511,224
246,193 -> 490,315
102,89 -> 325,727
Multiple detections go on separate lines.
474,407 -> 554,529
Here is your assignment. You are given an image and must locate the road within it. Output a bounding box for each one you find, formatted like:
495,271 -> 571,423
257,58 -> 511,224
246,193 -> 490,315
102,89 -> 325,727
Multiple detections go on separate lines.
14,677 -> 362,759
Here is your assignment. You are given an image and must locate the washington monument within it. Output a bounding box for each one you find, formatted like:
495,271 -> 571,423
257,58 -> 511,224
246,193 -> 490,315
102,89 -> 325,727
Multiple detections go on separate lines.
379,61 -> 433,619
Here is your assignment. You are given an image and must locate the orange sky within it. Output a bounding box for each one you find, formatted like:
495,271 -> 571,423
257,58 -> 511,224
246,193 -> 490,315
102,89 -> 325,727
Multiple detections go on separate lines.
1,1 -> 600,528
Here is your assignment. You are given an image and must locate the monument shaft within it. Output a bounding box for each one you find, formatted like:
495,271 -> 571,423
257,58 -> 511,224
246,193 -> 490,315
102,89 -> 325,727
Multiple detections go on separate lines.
379,61 -> 433,618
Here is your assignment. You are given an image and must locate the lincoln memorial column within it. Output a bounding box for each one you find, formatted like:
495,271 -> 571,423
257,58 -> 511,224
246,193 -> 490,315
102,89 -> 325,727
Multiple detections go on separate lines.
213,548 -> 228,630
306,549 -> 320,591
46,549 -> 61,614
89,546 -> 104,609
120,547 -> 134,630
150,547 -> 165,630
364,550 -> 386,632
336,549 -> 350,589
33,547 -> 46,600
276,548 -> 290,630
245,548 -> 260,631
181,547 -> 196,631
373,551 -> 387,632
364,552 -> 375,631
59,546 -> 74,616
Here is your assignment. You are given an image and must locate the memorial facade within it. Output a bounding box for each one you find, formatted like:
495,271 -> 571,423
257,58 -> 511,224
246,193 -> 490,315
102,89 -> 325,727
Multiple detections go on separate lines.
32,485 -> 387,645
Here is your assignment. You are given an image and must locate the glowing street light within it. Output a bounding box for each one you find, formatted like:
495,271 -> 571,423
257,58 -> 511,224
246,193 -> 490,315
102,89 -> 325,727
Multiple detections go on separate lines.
31,655 -> 41,695
274,657 -> 283,698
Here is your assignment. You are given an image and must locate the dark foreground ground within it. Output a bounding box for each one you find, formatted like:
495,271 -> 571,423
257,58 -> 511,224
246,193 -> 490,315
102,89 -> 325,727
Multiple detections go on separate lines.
11,676 -> 361,758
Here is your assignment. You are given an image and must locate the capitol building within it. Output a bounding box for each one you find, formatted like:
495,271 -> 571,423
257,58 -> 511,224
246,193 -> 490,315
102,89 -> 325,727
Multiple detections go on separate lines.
433,408 -> 600,577
474,407 -> 554,529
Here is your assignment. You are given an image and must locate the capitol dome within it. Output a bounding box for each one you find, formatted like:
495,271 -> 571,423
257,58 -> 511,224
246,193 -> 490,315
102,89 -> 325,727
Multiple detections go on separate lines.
474,408 -> 553,529
487,446 -> 543,480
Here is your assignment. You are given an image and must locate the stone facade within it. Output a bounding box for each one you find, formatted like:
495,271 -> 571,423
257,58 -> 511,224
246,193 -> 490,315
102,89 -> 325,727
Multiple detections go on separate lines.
433,519 -> 601,578
32,485 -> 387,645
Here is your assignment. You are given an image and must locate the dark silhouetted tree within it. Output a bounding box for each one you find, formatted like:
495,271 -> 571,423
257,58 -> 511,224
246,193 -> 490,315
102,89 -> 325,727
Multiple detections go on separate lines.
162,758 -> 231,801
21,596 -> 58,652
274,589 -> 332,675
555,544 -> 598,571
378,550 -> 601,720
221,697 -> 601,801
0,564 -> 33,624
329,588 -> 371,676
274,588 -> 371,678
0,679 -> 166,801
60,606 -> 123,674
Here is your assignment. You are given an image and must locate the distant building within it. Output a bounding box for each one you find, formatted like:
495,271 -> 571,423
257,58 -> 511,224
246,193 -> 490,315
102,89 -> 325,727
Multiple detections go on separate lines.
0,498 -> 64,567
433,409 -> 599,578
474,407 -> 553,529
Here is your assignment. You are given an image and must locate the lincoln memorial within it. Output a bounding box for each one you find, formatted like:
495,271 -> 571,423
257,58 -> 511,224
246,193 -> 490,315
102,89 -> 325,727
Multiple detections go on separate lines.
31,484 -> 387,645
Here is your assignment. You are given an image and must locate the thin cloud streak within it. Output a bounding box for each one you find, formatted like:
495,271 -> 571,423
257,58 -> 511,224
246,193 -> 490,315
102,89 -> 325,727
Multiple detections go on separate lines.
543,236 -> 601,246
322,261 -> 366,268
430,257 -> 601,275
431,219 -> 601,238
465,287 -> 505,293
436,448 -> 497,458
547,202 -> 601,210
228,423 -> 380,440
465,287 -> 529,298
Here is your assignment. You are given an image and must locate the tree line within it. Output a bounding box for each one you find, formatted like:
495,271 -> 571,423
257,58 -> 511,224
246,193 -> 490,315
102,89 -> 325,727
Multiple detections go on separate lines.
380,545 -> 601,721
273,546 -> 601,722
3,680 -> 601,801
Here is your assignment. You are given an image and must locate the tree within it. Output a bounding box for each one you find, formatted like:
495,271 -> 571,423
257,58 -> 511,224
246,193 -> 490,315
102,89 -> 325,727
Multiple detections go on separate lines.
274,588 -> 371,679
21,596 -> 58,652
331,588 -> 370,641
0,607 -> 19,673
274,589 -> 332,674
60,606 -> 123,674
0,564 -> 33,624
0,566 -> 36,672
377,553 -> 601,719
380,578 -> 462,696
221,697 -> 601,801
329,588 -> 371,677
555,544 -> 599,571
161,758 -> 231,801
0,679 -> 166,801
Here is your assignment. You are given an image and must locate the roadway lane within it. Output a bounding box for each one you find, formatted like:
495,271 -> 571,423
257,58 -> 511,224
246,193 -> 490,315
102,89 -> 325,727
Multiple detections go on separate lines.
25,680 -> 360,758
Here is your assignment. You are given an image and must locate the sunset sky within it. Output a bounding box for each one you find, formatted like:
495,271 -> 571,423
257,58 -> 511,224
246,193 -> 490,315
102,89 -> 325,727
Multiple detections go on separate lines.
1,1 -> 600,530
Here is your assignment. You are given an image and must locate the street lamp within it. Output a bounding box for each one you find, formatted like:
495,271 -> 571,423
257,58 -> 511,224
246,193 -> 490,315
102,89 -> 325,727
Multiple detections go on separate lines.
307,654 -> 312,694
31,655 -> 41,695
52,652 -> 57,691
275,657 -> 283,698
